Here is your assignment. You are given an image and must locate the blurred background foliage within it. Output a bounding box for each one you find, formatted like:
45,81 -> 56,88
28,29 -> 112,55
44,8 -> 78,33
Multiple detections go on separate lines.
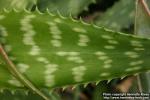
0,0 -> 150,100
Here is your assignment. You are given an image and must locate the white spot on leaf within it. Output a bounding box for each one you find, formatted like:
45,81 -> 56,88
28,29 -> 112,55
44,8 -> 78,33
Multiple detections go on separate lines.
8,77 -> 23,87
68,52 -> 80,56
54,18 -> 62,23
37,57 -> 49,64
56,51 -> 68,56
0,26 -> 8,37
17,63 -> 30,73
125,66 -> 141,72
102,35 -> 113,39
134,48 -> 145,51
72,66 -> 86,82
44,64 -> 58,87
0,15 -> 5,20
104,45 -> 115,49
129,60 -> 143,66
98,56 -> 109,60
103,64 -> 112,69
73,27 -> 87,33
131,40 -> 143,47
95,51 -> 106,56
108,40 -> 118,44
48,21 -> 62,47
78,34 -> 90,47
67,56 -> 84,64
100,73 -> 110,77
29,45 -> 40,56
4,45 -> 12,52
125,51 -> 139,58
51,40 -> 62,47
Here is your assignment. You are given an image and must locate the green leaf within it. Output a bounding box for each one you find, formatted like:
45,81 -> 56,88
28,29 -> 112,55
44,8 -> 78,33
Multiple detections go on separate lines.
0,10 -> 150,91
0,0 -> 36,10
95,0 -> 135,31
135,0 -> 150,37
37,0 -> 95,16
0,89 -> 43,100
0,55 -> 15,89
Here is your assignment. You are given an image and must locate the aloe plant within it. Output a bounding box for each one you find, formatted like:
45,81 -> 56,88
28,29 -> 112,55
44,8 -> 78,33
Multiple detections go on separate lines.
0,0 -> 150,100
0,9 -> 150,98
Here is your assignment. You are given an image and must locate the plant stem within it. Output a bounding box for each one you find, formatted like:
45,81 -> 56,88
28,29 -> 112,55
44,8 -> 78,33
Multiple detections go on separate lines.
139,0 -> 150,16
136,75 -> 143,92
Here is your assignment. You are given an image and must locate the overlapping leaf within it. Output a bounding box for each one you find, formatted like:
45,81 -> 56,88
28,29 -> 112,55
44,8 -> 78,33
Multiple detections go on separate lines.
0,0 -> 36,10
135,0 -> 150,92
95,0 -> 135,31
37,0 -> 95,16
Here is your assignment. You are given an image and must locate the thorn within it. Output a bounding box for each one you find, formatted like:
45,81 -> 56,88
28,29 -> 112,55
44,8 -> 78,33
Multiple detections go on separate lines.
3,8 -> 10,13
83,83 -> 88,88
49,90 -> 53,94
79,17 -> 90,26
35,6 -> 43,15
62,87 -> 67,91
121,76 -> 126,80
46,8 -> 55,16
24,8 -> 31,14
96,81 -> 100,85
134,73 -> 139,76
107,80 -> 111,84
12,8 -> 20,13
92,23 -> 102,29
69,13 -> 78,22
56,10 -> 66,19
71,85 -> 77,90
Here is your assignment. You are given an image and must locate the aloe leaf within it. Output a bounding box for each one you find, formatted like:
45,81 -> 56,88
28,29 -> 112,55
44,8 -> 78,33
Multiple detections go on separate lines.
37,0 -> 95,16
135,0 -> 150,92
0,0 -> 36,10
0,58 -> 15,89
95,0 -> 135,31
0,10 -> 150,91
0,89 -> 52,100
135,0 -> 150,37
